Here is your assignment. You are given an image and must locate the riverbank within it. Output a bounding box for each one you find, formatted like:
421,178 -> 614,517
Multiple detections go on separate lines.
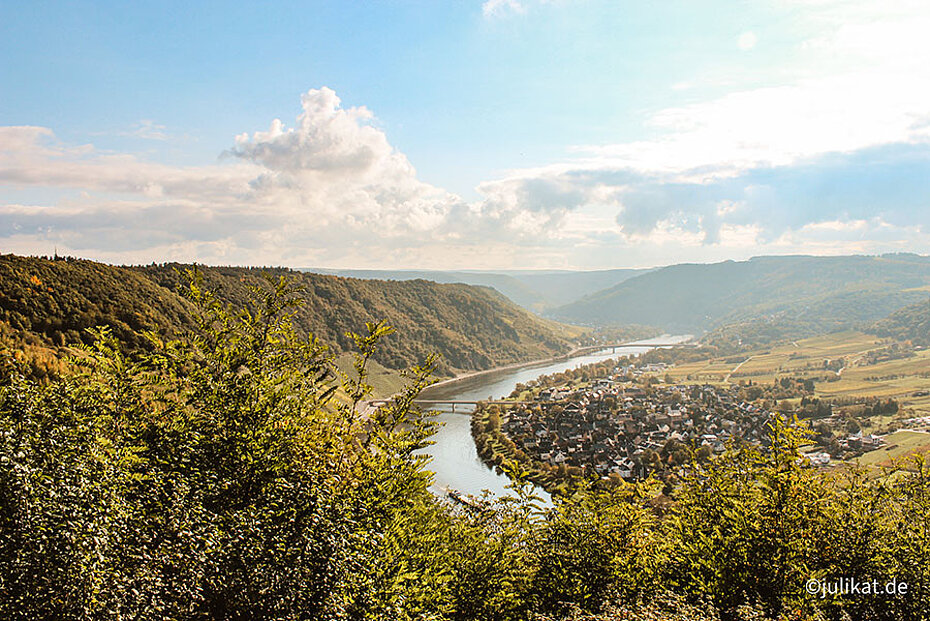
418,335 -> 693,498
471,403 -> 576,496
424,348 -> 585,392
424,335 -> 691,395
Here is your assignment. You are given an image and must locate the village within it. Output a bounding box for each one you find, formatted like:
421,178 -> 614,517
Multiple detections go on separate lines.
486,358 -> 886,482
497,377 -> 771,479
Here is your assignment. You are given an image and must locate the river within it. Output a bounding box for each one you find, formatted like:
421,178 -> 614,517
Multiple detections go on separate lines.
417,334 -> 691,500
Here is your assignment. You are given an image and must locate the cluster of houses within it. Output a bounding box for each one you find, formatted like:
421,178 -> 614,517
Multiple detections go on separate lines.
818,411 -> 887,457
802,429 -> 886,466
802,451 -> 832,467
837,431 -> 885,453
901,414 -> 930,429
500,379 -> 773,480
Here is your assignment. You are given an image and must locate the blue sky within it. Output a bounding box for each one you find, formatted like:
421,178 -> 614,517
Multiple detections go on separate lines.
2,0 -> 930,268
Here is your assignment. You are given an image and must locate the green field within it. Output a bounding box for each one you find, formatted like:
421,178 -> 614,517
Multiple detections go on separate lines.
669,331 -> 928,401
333,352 -> 409,400
855,430 -> 930,468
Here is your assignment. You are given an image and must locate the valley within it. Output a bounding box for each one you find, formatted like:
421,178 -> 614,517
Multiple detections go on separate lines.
3,250 -> 930,619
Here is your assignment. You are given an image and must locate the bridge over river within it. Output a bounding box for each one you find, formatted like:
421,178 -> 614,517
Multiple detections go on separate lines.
367,398 -> 544,413
568,341 -> 696,355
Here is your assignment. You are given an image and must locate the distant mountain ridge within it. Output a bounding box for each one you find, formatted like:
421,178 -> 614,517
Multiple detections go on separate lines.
303,267 -> 651,312
0,254 -> 586,378
551,254 -> 930,340
868,296 -> 930,346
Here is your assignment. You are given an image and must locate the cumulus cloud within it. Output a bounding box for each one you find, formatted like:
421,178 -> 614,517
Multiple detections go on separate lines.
0,89 -> 589,267
3,85 -> 629,267
474,173 -> 616,230
226,87 -> 461,236
608,143 -> 930,246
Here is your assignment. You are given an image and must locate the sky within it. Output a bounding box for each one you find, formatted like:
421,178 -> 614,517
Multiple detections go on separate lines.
1,0 -> 930,270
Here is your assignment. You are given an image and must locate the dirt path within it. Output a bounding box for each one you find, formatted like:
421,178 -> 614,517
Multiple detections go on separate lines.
724,356 -> 754,383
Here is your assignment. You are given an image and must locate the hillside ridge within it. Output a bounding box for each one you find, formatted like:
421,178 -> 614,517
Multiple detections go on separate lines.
0,254 -> 585,378
551,254 -> 930,342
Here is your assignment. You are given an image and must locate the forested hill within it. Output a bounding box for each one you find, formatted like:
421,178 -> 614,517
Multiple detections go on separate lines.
0,254 -> 197,350
137,263 -> 582,374
306,269 -> 551,312
551,254 -> 930,338
0,254 -> 583,377
868,297 -> 930,346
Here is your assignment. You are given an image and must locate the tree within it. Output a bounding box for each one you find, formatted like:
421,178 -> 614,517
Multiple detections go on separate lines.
0,270 -> 443,619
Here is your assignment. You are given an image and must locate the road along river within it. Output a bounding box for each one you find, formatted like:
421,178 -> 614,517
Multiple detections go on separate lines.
416,335 -> 691,501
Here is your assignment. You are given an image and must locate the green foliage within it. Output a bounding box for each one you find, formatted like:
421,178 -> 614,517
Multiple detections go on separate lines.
665,419 -> 930,621
0,254 -> 196,350
139,263 -> 580,375
2,269 -> 930,620
529,484 -> 661,614
869,297 -> 930,346
0,270 -> 440,619
443,493 -> 537,620
666,420 -> 827,616
0,254 -> 198,380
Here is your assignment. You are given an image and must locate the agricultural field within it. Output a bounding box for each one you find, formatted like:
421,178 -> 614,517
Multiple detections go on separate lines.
668,331 -> 928,402
665,330 -> 930,464
667,357 -> 734,383
854,430 -> 930,468
820,353 -> 930,402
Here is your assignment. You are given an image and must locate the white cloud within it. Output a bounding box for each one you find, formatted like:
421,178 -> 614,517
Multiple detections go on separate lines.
0,89 -> 589,268
472,0 -> 930,253
482,0 -> 526,18
227,87 -> 460,236
737,31 -> 757,50
123,120 -> 170,141
572,1 -> 930,177
0,126 -> 255,198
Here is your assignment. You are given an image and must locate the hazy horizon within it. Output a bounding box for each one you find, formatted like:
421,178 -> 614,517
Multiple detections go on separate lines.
3,1 -> 930,269
9,250 -> 928,274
